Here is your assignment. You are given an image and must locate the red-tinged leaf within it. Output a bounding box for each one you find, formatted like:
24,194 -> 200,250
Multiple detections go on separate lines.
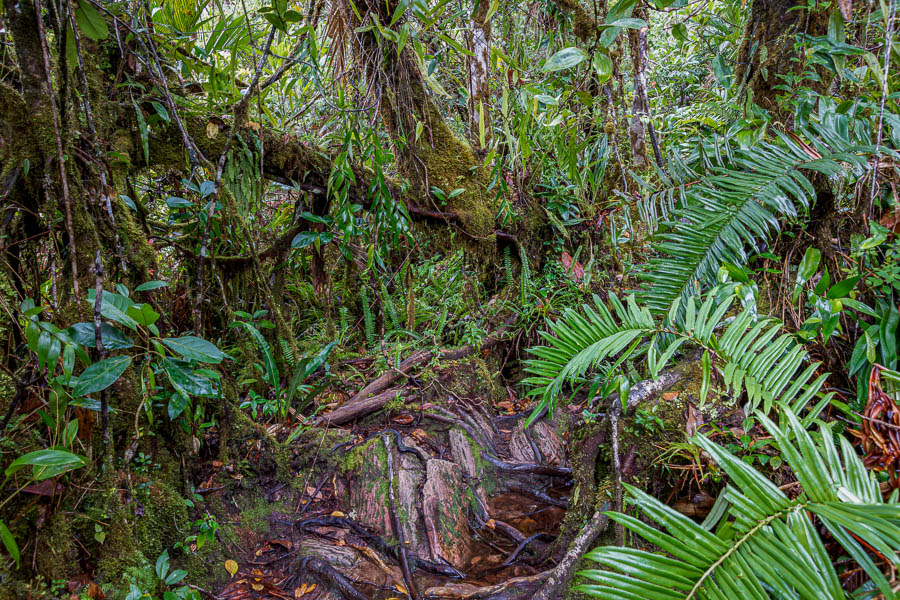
21,479 -> 64,496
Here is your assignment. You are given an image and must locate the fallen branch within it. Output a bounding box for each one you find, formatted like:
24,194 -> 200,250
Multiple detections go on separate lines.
529,508 -> 610,600
315,386 -> 412,426
317,316 -> 516,426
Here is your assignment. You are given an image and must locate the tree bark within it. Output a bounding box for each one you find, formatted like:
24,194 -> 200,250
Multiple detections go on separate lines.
627,6 -> 650,170
467,0 -> 492,151
344,0 -> 496,236
733,0 -> 831,115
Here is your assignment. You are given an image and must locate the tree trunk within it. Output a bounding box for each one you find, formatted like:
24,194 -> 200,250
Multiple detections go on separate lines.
734,0 -> 831,115
345,0 -> 496,237
467,0 -> 492,151
627,6 -> 650,170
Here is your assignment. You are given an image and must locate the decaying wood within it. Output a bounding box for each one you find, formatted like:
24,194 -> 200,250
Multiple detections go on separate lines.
383,433 -> 422,600
424,571 -> 551,599
315,386 -> 412,426
292,515 -> 462,578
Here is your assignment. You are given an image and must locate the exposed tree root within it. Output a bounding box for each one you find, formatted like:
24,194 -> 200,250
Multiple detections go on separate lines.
530,509 -> 610,600
502,532 -> 555,567
292,516 -> 463,578
382,432 -> 422,600
290,556 -> 369,600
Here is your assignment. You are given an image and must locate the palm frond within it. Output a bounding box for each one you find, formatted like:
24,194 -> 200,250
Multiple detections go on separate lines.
616,151 -> 703,234
523,289 -> 830,424
577,407 -> 900,600
638,122 -> 879,313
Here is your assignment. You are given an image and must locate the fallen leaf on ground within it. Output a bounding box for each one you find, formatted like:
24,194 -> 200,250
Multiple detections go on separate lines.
225,559 -> 238,577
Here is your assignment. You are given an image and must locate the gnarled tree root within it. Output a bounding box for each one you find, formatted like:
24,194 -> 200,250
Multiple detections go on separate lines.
530,509 -> 610,600
290,556 -> 368,600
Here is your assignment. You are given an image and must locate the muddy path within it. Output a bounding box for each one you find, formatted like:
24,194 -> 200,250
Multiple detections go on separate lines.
201,346 -> 693,600
213,394 -> 571,600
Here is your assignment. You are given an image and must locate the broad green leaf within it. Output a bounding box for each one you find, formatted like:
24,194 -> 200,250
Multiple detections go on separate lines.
72,355 -> 132,397
161,336 -> 224,364
291,231 -> 322,248
127,303 -> 160,327
603,17 -> 646,29
594,52 -> 613,83
75,2 -> 108,40
86,289 -> 139,331
134,281 -> 169,292
165,569 -> 188,585
711,54 -> 732,86
797,247 -> 821,285
793,247 -> 821,301
4,449 -> 87,479
826,276 -> 859,299
67,322 -> 134,350
672,22 -> 688,42
543,47 -> 586,72
163,358 -> 218,397
167,392 -> 189,420
0,520 -> 19,568
166,196 -> 193,208
155,549 -> 169,580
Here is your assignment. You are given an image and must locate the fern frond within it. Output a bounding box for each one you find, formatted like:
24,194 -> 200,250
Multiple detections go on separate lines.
577,407 -> 900,600
617,151 -> 702,234
279,337 -> 295,367
524,290 -> 829,424
638,122 -> 879,313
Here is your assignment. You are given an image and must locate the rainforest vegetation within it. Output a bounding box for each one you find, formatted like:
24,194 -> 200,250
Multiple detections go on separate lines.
0,0 -> 899,598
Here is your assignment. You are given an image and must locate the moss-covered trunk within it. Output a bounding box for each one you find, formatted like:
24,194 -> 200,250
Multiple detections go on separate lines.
734,0 -> 831,115
345,0 -> 497,238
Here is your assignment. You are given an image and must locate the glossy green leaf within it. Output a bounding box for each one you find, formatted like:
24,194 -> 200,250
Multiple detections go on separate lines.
0,520 -> 19,568
67,322 -> 134,350
161,336 -> 224,364
86,289 -> 139,331
75,2 -> 108,41
4,449 -> 87,479
134,281 -> 169,292
542,47 -> 586,72
127,303 -> 160,327
72,355 -> 132,397
163,358 -> 218,397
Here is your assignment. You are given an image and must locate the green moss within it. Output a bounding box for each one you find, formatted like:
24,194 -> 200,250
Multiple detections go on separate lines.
466,432 -> 498,496
35,512 -> 78,581
237,494 -> 287,533
133,481 -> 190,559
339,437 -> 380,474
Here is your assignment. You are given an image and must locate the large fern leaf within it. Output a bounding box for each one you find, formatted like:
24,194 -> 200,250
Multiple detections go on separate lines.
638,122 -> 878,313
577,407 -> 900,600
523,290 -> 830,424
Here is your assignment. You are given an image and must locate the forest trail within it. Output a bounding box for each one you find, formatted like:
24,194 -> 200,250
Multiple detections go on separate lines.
211,390 -> 571,600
